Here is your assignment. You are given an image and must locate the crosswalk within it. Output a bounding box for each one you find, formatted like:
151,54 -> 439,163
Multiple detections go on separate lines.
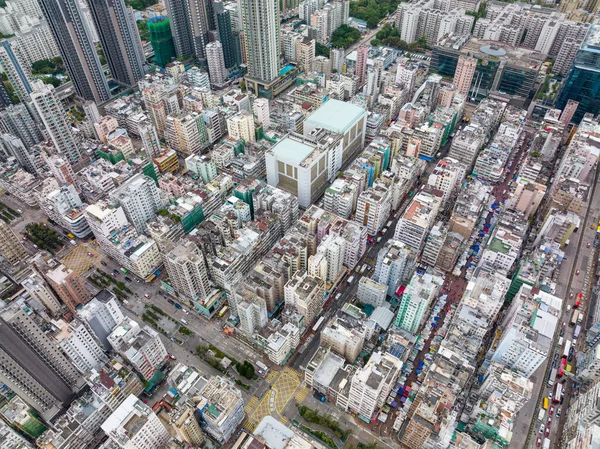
284,366 -> 302,381
244,419 -> 257,432
244,397 -> 259,412
266,370 -> 278,383
279,416 -> 290,426
296,386 -> 310,403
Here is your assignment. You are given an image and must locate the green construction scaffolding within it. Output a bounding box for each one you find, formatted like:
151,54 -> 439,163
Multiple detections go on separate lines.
148,16 -> 176,67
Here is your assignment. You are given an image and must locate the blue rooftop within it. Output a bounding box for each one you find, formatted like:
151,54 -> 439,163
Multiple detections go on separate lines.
305,99 -> 366,134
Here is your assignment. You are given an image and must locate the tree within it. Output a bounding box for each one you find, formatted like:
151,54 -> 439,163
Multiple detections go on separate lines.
330,25 -> 362,49
315,42 -> 330,58
137,20 -> 150,42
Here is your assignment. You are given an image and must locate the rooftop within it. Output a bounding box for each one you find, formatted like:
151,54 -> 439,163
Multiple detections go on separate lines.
305,99 -> 365,134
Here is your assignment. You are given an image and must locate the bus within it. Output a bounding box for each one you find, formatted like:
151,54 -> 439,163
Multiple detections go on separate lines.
218,306 -> 229,318
570,310 -> 580,326
563,340 -> 572,357
543,397 -> 549,410
312,316 -> 325,334
575,293 -> 582,309
548,367 -> 557,386
553,383 -> 563,403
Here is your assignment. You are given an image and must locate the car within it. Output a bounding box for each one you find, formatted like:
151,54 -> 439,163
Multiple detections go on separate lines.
557,408 -> 562,417
144,294 -> 150,299
545,426 -> 550,437
567,304 -> 571,311
169,354 -> 176,360
539,424 -> 544,434
125,276 -> 132,282
100,261 -> 107,266
87,252 -> 92,256
576,270 -> 580,275
549,406 -> 554,416
21,236 -> 26,240
563,321 -> 566,328
560,328 -> 565,337
588,243 -> 591,248
536,437 -> 542,447
570,292 -> 574,299
111,272 -> 116,277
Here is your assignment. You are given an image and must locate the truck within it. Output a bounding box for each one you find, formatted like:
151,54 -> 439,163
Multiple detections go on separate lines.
574,325 -> 581,339
543,438 -> 551,449
548,367 -> 557,386
386,220 -> 393,228
570,310 -> 579,326
575,293 -> 582,309
538,408 -> 545,422
348,276 -> 354,284
578,312 -> 584,324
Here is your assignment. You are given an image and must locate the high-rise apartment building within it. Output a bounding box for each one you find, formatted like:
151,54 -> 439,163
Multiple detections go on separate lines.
0,103 -> 44,150
77,289 -> 125,348
253,98 -> 271,130
395,271 -> 444,333
214,1 -> 237,69
0,220 -> 27,265
355,45 -> 368,86
165,241 -> 211,301
296,37 -> 315,73
38,0 -> 110,103
0,304 -> 80,418
30,81 -> 81,165
21,273 -> 62,315
206,41 -> 228,86
148,16 -> 176,67
164,0 -> 210,61
44,263 -> 91,313
0,41 -> 31,102
453,55 -> 477,96
56,320 -> 108,373
241,0 -> 280,83
227,111 -> 256,143
109,173 -> 163,234
88,0 -> 145,87
102,395 -> 171,449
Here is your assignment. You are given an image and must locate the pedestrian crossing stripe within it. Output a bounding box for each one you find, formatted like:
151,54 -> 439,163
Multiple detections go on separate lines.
244,419 -> 257,432
296,387 -> 310,403
280,417 -> 289,426
267,371 -> 278,383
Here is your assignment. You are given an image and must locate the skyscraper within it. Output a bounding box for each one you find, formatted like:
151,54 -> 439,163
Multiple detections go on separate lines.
0,41 -> 31,102
38,0 -> 110,103
453,55 -> 477,96
214,1 -> 236,69
241,0 -> 280,83
0,220 -> 27,266
0,304 -> 80,418
88,0 -> 145,87
356,45 -> 368,87
165,0 -> 210,61
556,25 -> 600,124
148,16 -> 176,67
30,81 -> 81,165
206,41 -> 227,86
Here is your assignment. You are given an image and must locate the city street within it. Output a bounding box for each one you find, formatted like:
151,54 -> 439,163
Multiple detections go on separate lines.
94,255 -> 265,366
521,163 -> 600,449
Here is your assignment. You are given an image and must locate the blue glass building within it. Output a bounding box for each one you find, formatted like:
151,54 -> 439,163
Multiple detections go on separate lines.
557,25 -> 600,124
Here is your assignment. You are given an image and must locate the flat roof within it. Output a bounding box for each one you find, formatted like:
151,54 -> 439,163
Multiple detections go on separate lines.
305,99 -> 365,134
270,137 -> 315,165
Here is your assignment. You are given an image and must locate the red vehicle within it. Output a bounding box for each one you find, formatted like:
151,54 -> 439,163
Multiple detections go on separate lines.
569,292 -> 574,299
575,293 -> 582,309
549,406 -> 554,416
545,426 -> 550,437
536,437 -> 542,447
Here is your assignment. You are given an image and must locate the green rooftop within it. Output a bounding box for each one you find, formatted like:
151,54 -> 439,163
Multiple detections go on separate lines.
488,237 -> 511,255
305,99 -> 366,134
271,137 -> 316,165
